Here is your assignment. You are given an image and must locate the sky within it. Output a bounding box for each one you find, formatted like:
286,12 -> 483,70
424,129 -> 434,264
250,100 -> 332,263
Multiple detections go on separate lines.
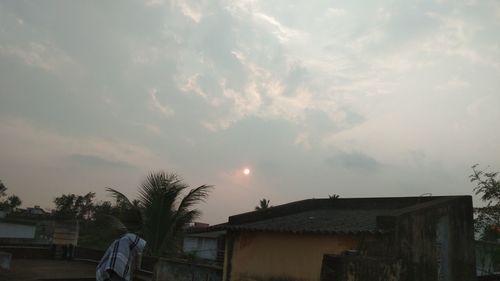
0,0 -> 499,224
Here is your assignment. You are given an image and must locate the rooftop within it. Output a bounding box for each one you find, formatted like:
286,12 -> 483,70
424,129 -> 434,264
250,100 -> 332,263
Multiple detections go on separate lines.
0,259 -> 95,281
224,196 -> 470,234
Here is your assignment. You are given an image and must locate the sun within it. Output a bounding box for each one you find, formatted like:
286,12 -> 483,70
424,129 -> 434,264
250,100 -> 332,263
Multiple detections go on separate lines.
243,168 -> 251,175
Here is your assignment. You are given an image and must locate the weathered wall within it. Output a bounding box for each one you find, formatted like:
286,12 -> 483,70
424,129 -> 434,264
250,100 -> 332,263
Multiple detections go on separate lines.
0,251 -> 12,270
320,255 -> 402,281
393,197 -> 475,281
0,219 -> 78,245
225,232 -> 365,281
0,222 -> 36,239
154,257 -> 222,281
53,220 -> 79,245
476,241 -> 500,276
184,237 -> 218,260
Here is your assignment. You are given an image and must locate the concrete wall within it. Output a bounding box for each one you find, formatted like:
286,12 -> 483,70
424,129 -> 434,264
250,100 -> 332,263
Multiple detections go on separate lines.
224,232 -> 364,281
184,237 -> 218,260
393,197 -> 476,281
476,241 -> 500,276
53,220 -> 79,245
154,257 -> 222,281
0,222 -> 36,239
320,255 -> 402,281
0,219 -> 78,246
0,251 -> 12,270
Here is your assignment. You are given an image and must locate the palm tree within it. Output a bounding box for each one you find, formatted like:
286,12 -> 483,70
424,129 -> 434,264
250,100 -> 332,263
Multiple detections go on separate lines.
255,198 -> 270,211
106,171 -> 212,256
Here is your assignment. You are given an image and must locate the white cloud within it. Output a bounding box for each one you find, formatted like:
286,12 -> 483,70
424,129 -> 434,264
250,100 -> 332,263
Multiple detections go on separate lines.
176,0 -> 202,23
254,12 -> 301,42
421,12 -> 499,68
0,42 -> 75,73
434,78 -> 470,92
148,88 -> 175,118
178,73 -> 207,99
326,8 -> 347,17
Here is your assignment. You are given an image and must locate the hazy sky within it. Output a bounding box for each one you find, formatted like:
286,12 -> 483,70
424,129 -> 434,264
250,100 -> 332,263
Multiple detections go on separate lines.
0,0 -> 499,223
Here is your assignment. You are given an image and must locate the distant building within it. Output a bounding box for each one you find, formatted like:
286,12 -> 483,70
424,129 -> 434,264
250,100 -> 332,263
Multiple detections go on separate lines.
0,210 -> 78,246
222,196 -> 475,281
183,223 -> 226,264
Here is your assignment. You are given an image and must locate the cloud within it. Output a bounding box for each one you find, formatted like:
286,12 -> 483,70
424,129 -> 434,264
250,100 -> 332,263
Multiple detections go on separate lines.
326,8 -> 347,17
434,77 -> 470,92
67,154 -> 135,169
178,73 -> 208,99
326,151 -> 381,171
0,42 -> 75,73
1,0 -> 499,221
148,88 -> 175,118
253,12 -> 301,42
0,118 -> 162,170
176,0 -> 202,23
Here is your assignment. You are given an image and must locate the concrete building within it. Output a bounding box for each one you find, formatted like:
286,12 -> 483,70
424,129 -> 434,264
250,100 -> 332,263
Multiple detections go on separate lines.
0,216 -> 78,246
0,221 -> 36,239
222,196 -> 475,281
183,226 -> 226,263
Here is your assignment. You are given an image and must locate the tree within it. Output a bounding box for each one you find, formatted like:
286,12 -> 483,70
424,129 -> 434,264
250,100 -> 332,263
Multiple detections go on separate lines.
53,192 -> 95,219
0,180 -> 22,211
255,198 -> 270,211
6,195 -> 22,209
0,180 -> 6,198
107,171 -> 213,256
470,164 -> 500,240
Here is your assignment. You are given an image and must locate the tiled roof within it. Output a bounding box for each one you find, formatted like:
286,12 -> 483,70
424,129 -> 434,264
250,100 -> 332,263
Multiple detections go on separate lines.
224,196 -> 468,235
226,209 -> 392,234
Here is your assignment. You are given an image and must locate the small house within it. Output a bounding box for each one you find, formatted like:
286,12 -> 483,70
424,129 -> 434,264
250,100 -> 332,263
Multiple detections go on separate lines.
222,196 -> 475,281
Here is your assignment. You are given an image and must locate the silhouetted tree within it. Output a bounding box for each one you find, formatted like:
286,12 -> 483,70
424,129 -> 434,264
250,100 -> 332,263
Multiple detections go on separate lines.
107,171 -> 213,256
329,194 -> 340,199
255,198 -> 270,211
5,195 -> 21,209
53,192 -> 95,219
0,180 -> 6,198
470,164 -> 500,240
0,180 -> 22,210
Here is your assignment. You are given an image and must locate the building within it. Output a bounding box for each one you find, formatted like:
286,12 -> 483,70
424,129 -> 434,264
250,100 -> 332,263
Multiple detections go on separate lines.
222,196 -> 475,281
183,223 -> 226,264
476,240 -> 500,277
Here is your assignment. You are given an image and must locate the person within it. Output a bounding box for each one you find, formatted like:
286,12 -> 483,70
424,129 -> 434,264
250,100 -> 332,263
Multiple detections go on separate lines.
96,233 -> 147,281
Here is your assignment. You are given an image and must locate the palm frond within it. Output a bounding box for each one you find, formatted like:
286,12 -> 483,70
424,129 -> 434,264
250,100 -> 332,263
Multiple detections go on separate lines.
176,185 -> 213,213
106,187 -> 134,208
95,214 -> 129,232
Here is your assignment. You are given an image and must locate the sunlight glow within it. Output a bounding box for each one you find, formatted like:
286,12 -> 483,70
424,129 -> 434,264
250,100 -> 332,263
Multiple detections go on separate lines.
243,168 -> 251,175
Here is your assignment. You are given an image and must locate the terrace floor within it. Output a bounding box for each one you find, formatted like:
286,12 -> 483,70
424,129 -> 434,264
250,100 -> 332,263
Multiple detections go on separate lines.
0,259 -> 96,281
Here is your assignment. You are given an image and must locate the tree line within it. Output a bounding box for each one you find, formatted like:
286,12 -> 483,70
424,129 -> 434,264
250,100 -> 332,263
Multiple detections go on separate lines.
50,171 -> 213,256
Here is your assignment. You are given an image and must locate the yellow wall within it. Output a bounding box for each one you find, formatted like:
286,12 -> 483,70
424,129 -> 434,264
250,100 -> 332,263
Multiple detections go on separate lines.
225,232 -> 364,281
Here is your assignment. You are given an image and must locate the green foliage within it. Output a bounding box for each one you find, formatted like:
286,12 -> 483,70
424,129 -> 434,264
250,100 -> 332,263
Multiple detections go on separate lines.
255,198 -> 270,211
470,164 -> 500,240
107,171 -> 213,256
